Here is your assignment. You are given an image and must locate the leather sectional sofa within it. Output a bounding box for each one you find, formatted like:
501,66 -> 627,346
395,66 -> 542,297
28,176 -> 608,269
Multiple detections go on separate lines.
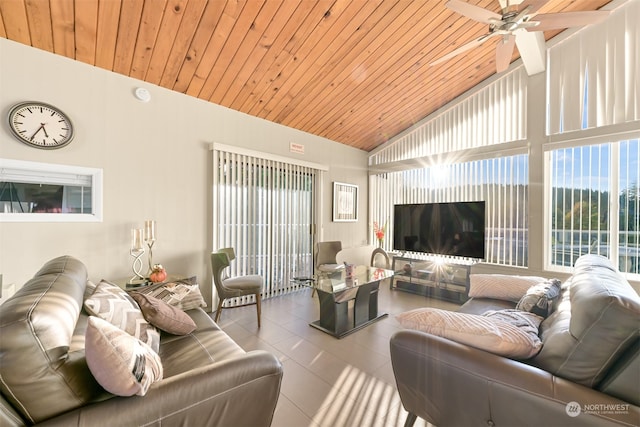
0,255 -> 283,426
390,254 -> 640,426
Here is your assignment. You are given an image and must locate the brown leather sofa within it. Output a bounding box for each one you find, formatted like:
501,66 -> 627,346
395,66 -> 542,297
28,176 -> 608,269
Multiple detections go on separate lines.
0,256 -> 283,426
390,254 -> 640,426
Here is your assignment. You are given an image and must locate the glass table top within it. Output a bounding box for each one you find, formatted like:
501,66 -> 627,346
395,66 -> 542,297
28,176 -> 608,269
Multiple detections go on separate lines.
312,265 -> 394,294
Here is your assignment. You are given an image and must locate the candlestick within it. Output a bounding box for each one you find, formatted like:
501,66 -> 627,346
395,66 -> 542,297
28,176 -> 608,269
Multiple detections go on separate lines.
129,228 -> 146,285
144,220 -> 156,242
128,247 -> 146,285
131,228 -> 144,252
144,220 -> 156,276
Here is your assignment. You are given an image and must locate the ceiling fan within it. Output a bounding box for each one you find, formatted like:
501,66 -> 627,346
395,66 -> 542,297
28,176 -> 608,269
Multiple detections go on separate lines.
431,0 -> 611,74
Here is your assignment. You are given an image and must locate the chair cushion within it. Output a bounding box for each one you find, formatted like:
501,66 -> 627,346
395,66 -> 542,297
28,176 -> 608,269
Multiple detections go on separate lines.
317,264 -> 344,273
223,275 -> 263,292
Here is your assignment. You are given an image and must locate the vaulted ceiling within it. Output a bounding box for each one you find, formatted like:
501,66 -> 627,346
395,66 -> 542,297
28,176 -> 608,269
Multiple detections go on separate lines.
0,0 -> 610,152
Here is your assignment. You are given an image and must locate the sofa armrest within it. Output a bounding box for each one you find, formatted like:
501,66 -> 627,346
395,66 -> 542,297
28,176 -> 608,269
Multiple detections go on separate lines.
38,350 -> 283,427
390,330 -> 639,427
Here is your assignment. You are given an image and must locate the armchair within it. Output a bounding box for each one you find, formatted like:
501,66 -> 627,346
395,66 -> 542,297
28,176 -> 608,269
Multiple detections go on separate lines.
314,241 -> 343,297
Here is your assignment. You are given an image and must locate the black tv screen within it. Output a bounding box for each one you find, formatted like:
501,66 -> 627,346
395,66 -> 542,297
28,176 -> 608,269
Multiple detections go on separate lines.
393,201 -> 486,259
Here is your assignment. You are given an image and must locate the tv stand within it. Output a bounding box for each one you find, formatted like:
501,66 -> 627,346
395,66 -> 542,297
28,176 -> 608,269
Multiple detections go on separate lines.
390,255 -> 472,303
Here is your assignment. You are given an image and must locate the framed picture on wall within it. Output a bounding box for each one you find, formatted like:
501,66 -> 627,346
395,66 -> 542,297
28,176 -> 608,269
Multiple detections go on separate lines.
333,182 -> 358,222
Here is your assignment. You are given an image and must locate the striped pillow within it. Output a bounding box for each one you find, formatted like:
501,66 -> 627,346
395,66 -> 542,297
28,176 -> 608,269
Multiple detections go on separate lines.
85,316 -> 163,396
84,280 -> 160,353
396,307 -> 543,359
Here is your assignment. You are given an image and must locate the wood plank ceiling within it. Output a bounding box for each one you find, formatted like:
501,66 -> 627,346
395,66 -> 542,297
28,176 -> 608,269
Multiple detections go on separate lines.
0,0 -> 610,152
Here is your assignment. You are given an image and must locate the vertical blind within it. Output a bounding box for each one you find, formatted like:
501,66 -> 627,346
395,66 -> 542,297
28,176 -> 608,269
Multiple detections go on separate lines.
371,155 -> 529,267
547,0 -> 639,134
213,147 -> 317,304
369,67 -> 527,166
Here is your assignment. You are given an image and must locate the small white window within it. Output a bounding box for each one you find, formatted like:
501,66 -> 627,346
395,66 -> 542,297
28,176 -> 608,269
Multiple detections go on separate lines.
0,158 -> 103,222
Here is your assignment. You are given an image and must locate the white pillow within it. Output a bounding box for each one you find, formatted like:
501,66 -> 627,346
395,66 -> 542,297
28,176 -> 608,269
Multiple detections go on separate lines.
396,307 -> 543,359
468,274 -> 547,302
85,316 -> 163,396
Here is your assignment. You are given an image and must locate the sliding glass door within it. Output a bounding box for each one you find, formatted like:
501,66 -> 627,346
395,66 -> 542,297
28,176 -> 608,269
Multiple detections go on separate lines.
213,147 -> 317,302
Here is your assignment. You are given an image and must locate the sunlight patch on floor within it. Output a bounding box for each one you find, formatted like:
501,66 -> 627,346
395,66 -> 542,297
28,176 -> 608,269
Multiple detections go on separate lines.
311,365 -> 400,427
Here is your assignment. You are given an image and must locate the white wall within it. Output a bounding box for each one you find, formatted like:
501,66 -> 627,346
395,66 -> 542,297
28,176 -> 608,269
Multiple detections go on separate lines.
0,39 -> 369,307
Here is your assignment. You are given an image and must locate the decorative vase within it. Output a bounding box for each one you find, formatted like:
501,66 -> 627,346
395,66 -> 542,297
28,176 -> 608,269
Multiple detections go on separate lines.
149,264 -> 167,283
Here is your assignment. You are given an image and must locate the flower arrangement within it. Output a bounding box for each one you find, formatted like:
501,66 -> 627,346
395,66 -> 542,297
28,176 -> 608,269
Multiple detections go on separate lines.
373,220 -> 387,247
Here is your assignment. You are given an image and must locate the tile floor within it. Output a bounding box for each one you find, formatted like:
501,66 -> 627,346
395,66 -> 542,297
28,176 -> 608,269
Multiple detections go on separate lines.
213,280 -> 460,427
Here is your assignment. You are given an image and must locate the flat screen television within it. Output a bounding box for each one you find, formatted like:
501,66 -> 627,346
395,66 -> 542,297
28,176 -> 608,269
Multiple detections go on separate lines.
393,201 -> 486,259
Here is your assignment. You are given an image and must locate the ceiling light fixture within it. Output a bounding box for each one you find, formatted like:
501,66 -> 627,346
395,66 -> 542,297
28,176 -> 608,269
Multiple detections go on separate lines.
134,87 -> 151,103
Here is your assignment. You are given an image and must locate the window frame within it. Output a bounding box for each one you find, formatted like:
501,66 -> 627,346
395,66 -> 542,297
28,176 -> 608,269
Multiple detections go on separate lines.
0,158 -> 103,223
543,130 -> 640,276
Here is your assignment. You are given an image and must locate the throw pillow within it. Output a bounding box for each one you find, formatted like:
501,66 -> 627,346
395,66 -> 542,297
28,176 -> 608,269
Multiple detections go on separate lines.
468,274 -> 547,302
130,292 -> 197,335
396,307 -> 543,359
130,277 -> 207,311
85,316 -> 163,396
84,280 -> 160,352
516,278 -> 562,317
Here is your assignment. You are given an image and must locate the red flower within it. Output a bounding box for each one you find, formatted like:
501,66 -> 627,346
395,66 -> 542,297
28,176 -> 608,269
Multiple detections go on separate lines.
374,220 -> 387,243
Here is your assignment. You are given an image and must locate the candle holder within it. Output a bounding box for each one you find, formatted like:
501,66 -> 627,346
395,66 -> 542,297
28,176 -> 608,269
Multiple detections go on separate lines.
144,220 -> 156,277
129,247 -> 146,285
146,239 -> 155,276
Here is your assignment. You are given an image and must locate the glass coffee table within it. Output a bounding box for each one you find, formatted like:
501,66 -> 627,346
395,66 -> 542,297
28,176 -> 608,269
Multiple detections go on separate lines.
296,266 -> 394,338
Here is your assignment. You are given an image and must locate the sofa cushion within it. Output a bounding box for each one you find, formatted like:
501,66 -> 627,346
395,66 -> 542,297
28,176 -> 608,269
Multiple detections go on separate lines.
0,256 -> 105,424
515,278 -> 561,318
84,280 -> 160,352
128,277 -> 207,311
468,274 -> 547,302
131,292 -> 197,335
85,316 -> 163,396
532,255 -> 640,388
396,307 -> 543,359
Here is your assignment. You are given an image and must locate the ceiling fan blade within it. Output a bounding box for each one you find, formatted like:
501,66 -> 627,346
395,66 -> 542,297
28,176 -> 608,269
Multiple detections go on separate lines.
496,34 -> 516,73
527,10 -> 611,32
431,33 -> 497,66
514,29 -> 546,75
446,0 -> 502,24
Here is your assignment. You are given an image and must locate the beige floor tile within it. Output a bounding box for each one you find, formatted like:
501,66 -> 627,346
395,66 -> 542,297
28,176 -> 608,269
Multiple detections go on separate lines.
271,394 -> 318,427
218,281 -> 461,427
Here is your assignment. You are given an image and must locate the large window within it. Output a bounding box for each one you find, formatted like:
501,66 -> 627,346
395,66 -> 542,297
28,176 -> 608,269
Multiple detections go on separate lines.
548,140 -> 639,274
545,1 -> 639,275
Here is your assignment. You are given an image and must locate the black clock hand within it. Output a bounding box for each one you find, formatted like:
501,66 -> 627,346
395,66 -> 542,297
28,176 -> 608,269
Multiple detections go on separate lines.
30,125 -> 44,140
41,124 -> 49,138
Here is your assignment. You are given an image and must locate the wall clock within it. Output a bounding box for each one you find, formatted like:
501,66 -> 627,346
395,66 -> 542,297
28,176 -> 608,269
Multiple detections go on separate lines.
7,101 -> 74,149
